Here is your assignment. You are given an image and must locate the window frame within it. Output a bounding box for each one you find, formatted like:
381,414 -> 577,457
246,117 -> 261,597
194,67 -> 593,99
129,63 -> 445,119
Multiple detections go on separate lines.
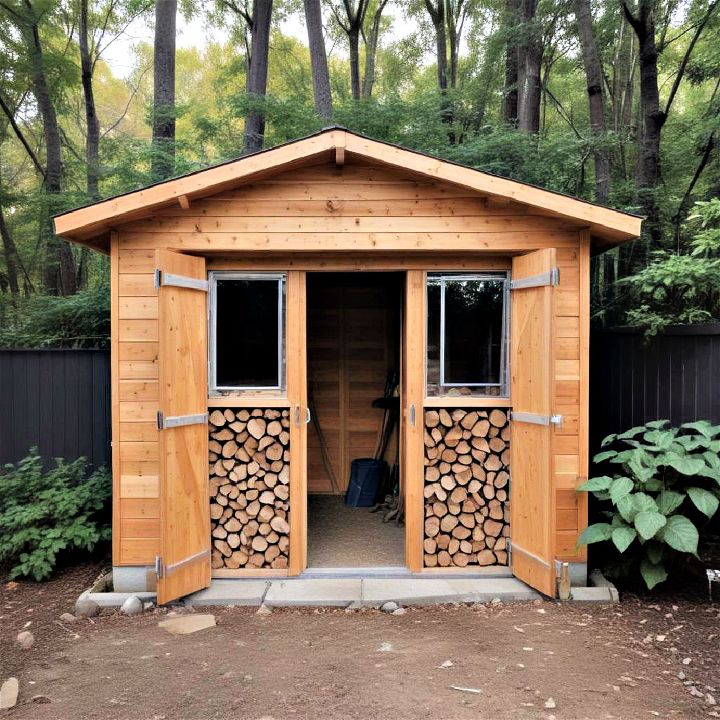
426,271 -> 510,398
208,271 -> 286,395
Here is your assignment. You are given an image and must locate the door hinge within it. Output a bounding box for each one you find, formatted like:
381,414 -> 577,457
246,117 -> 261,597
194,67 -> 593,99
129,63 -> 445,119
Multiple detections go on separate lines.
154,269 -> 209,292
155,549 -> 210,579
156,411 -> 208,430
510,267 -> 560,290
507,539 -> 512,567
509,411 -> 563,427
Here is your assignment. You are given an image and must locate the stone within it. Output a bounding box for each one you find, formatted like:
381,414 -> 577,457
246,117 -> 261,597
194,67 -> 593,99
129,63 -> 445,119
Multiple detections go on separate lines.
256,604 -> 273,615
158,614 -> 216,635
59,612 -> 77,623
381,601 -> 399,613
16,631 -> 34,650
0,678 -> 19,710
75,597 -> 100,618
392,607 -> 407,616
120,595 -> 144,616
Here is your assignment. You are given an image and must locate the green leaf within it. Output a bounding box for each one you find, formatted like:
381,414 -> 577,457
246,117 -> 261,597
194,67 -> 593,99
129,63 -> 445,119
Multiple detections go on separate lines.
666,456 -> 706,476
593,450 -> 617,463
656,490 -> 685,515
616,494 -> 637,523
600,433 -> 617,448
681,420 -> 714,437
659,515 -> 699,554
611,526 -> 637,553
577,523 -> 614,547
617,426 -> 647,441
634,511 -> 667,540
645,420 -> 669,429
577,476 -> 613,493
640,558 -> 668,590
632,493 -> 658,514
609,477 -> 634,504
686,487 -> 719,518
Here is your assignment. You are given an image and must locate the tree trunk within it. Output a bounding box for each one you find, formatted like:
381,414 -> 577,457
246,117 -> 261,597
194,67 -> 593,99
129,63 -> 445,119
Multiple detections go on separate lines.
303,0 -> 332,118
502,0 -> 519,124
243,0 -> 273,154
79,0 -> 100,201
517,0 -> 542,134
348,25 -> 361,100
22,10 -> 76,295
623,0 -> 663,249
0,199 -> 20,296
425,0 -> 448,91
361,0 -> 388,99
446,0 -> 466,90
151,0 -> 177,180
574,0 -> 610,203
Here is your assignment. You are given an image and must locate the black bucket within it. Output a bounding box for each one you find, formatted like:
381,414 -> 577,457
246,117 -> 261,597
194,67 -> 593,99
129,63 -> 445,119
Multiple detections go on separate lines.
345,458 -> 387,507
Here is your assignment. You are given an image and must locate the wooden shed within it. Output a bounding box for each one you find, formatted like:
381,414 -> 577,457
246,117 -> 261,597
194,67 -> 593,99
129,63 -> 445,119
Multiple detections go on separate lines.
55,127 -> 642,602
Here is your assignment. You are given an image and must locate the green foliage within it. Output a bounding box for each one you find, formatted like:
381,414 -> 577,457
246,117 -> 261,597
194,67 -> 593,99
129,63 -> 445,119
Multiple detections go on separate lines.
0,282 -> 110,348
577,420 -> 720,590
0,451 -> 111,580
622,200 -> 720,336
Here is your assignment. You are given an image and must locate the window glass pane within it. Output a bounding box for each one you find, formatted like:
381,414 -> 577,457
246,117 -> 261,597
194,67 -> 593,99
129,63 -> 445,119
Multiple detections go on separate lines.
215,278 -> 282,389
426,274 -> 506,397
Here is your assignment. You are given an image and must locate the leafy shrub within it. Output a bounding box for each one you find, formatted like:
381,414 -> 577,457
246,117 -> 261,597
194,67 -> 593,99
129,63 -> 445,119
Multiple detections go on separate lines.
577,420 -> 720,590
0,451 -> 111,580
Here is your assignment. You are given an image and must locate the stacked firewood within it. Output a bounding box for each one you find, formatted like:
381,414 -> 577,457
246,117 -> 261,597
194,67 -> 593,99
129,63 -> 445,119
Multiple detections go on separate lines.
423,408 -> 510,568
209,408 -> 290,570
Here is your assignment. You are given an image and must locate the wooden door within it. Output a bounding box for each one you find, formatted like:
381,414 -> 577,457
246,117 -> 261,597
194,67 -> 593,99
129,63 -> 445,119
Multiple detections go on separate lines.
402,270 -> 425,572
510,248 -> 558,597
156,250 -> 211,604
287,271 -> 308,575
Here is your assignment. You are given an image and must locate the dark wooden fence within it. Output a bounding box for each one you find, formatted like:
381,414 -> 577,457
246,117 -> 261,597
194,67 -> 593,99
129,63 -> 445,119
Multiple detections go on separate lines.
0,349 -> 111,469
590,323 -> 720,451
1,325 -> 719,471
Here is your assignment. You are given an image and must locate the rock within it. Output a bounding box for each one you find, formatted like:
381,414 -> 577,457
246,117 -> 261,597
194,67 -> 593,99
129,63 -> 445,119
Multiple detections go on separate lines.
256,604 -> 273,616
158,614 -> 216,635
120,595 -> 143,616
16,631 -> 34,650
682,657 -> 693,665
75,597 -> 100,618
31,695 -> 51,704
392,607 -> 407,616
0,678 -> 19,710
707,694 -> 717,706
381,601 -> 398,613
545,697 -> 557,709
490,597 -> 502,605
59,612 -> 77,623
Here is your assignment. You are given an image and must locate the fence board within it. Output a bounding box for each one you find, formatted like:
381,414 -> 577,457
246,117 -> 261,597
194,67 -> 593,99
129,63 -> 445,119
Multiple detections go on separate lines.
590,324 -> 720,452
0,350 -> 111,469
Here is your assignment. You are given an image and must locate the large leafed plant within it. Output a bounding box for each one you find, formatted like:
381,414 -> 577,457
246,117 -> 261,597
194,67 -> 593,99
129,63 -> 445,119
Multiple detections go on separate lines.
577,420 -> 720,589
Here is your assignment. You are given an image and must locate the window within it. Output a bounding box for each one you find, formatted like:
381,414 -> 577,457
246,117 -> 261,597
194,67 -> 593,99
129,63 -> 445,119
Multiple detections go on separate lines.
209,272 -> 285,393
426,273 -> 509,397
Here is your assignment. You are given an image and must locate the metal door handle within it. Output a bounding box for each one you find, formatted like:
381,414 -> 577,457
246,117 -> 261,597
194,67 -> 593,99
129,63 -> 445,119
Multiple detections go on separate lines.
306,407 -> 311,424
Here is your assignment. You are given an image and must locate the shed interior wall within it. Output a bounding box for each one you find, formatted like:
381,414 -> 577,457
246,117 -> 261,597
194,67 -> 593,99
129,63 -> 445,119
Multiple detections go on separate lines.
110,158 -> 588,570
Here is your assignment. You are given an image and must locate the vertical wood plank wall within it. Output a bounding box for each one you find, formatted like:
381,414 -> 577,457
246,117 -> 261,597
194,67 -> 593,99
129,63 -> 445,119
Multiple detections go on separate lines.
110,159 -> 588,568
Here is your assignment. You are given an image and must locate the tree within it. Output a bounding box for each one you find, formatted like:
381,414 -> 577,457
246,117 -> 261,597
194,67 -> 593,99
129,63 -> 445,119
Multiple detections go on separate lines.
332,0 -> 369,101
423,0 -> 448,91
0,0 -> 77,295
303,0 -> 332,118
621,0 -> 719,248
361,0 -> 389,99
243,0 -> 273,152
574,0 -> 609,202
151,0 -> 177,179
502,0 -> 519,124
516,0 -> 542,133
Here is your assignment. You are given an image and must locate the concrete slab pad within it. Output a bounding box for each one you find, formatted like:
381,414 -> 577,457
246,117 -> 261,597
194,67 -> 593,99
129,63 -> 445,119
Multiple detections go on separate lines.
264,579 -> 361,606
188,580 -> 267,607
570,586 -> 619,603
159,614 -> 216,635
361,577 -> 539,606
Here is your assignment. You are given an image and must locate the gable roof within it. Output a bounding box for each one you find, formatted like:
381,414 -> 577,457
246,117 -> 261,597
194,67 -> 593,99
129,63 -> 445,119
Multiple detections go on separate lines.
54,126 -> 642,254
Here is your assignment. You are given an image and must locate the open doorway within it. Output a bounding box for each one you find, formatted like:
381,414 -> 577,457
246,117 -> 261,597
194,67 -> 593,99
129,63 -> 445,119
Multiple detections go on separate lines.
306,272 -> 404,568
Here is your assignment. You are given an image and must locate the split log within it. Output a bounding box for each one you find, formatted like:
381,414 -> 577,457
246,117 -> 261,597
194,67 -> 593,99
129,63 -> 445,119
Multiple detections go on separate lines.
210,408 -> 291,570
422,408 -> 510,568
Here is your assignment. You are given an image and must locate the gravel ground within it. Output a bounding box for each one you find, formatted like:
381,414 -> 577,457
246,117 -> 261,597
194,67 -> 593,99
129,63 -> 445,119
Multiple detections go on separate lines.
2,563 -> 719,720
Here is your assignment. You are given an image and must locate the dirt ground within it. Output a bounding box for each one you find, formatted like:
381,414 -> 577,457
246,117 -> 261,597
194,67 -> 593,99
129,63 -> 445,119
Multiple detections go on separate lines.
1,563 -> 719,720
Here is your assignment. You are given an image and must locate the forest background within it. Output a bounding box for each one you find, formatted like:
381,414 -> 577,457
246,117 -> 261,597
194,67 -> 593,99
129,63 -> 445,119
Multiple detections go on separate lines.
0,0 -> 718,347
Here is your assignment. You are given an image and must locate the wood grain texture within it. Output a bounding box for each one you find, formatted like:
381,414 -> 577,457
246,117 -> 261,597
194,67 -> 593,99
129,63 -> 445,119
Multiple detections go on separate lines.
156,250 -> 211,603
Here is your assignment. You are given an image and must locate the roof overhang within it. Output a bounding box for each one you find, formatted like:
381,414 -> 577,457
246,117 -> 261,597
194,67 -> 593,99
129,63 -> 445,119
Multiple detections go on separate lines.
54,127 -> 642,254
